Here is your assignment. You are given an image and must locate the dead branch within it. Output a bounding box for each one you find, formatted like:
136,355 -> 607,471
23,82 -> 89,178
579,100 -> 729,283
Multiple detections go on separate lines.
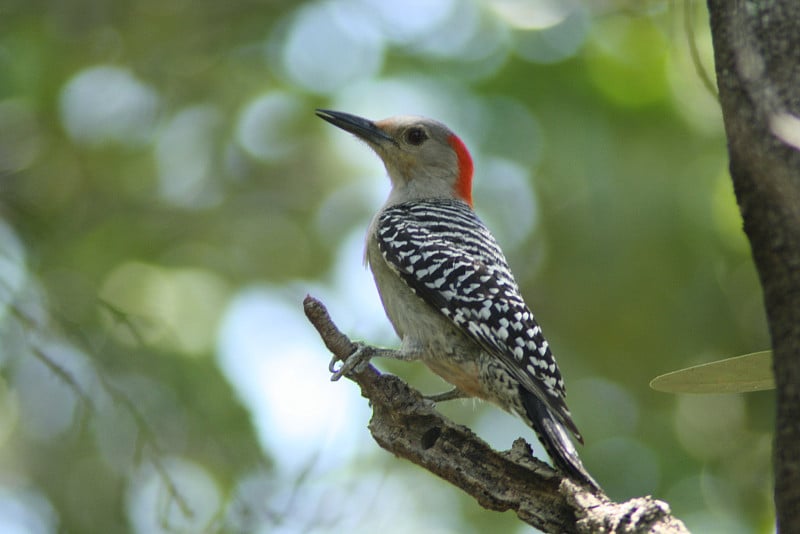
303,295 -> 688,534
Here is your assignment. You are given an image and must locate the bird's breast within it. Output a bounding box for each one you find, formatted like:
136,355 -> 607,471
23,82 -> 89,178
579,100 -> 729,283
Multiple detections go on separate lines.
366,230 -> 492,400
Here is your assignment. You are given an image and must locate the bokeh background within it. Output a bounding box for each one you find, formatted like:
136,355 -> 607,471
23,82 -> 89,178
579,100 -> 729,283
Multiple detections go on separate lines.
0,0 -> 775,532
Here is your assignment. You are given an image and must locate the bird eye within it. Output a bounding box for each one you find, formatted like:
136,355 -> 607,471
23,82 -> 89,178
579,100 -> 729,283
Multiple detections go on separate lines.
404,127 -> 428,146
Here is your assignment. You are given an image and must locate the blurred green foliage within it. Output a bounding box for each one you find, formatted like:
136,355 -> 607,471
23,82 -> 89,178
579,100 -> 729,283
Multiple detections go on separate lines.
0,0 -> 774,532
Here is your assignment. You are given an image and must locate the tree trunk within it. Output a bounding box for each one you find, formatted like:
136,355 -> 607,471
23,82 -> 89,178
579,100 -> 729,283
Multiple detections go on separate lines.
706,1 -> 800,531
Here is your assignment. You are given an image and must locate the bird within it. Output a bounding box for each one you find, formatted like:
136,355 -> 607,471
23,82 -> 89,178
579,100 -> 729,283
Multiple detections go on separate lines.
316,108 -> 600,490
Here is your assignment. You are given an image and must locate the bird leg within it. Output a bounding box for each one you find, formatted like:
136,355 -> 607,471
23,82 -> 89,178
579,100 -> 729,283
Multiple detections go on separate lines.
329,342 -> 412,381
330,344 -> 468,402
424,387 -> 469,403
330,342 -> 370,380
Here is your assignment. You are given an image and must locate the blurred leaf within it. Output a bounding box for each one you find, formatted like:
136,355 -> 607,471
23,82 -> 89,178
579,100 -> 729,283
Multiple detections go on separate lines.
650,351 -> 774,393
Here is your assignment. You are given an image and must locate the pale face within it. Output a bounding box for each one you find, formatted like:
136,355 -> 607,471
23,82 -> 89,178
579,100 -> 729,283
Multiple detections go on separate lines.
371,116 -> 460,188
316,109 -> 473,205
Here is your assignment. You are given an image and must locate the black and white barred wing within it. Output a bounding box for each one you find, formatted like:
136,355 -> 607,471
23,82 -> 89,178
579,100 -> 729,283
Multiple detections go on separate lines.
376,199 -> 580,438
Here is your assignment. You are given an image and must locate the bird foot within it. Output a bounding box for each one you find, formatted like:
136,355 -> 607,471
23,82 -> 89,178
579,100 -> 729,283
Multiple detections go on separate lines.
329,342 -> 374,381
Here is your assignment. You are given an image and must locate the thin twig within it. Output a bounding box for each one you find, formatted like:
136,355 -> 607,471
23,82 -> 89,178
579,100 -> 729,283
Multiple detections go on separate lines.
9,299 -> 194,520
685,0 -> 719,99
96,367 -> 194,520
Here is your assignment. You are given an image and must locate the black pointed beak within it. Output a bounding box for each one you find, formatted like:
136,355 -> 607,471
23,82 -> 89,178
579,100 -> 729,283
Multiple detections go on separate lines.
316,109 -> 396,146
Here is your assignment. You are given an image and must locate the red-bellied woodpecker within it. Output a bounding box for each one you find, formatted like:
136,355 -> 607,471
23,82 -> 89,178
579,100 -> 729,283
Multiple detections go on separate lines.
316,109 -> 600,490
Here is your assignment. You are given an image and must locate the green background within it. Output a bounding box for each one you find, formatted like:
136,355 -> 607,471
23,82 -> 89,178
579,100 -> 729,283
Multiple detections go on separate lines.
0,0 -> 774,532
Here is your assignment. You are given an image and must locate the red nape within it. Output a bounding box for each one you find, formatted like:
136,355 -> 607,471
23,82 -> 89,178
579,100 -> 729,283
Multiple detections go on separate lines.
447,134 -> 474,207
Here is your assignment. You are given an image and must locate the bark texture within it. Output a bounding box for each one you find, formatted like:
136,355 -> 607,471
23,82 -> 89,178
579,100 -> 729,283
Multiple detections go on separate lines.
707,1 -> 800,531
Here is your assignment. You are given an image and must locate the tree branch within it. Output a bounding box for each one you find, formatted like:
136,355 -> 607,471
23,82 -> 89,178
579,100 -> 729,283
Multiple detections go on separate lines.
303,295 -> 688,534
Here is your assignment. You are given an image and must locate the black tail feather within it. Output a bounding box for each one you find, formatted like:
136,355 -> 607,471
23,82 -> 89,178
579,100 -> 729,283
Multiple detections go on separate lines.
520,388 -> 601,491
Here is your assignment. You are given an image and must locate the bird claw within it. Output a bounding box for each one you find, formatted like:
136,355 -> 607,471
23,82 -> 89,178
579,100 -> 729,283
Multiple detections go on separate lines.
330,342 -> 373,381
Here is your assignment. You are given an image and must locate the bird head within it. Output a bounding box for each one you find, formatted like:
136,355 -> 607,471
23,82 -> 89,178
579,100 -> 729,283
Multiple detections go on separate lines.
316,109 -> 474,207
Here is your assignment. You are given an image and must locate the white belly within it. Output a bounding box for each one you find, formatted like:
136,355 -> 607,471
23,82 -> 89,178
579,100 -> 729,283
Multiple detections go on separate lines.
365,232 -> 490,399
